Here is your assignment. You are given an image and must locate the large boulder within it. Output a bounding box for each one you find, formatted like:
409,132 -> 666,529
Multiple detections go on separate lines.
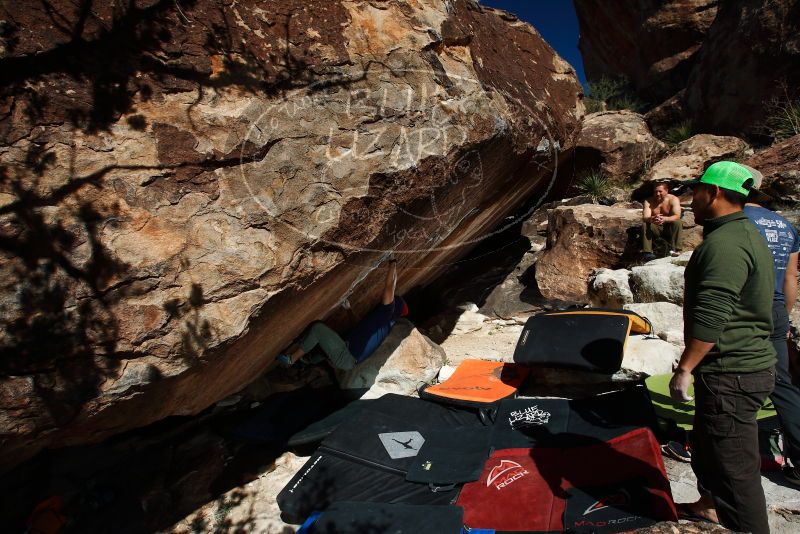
645,134 -> 750,182
629,253 -> 692,305
571,111 -> 667,184
337,319 -> 445,399
743,134 -> 800,203
535,203 -> 642,303
684,0 -> 800,136
588,268 -> 634,308
0,0 -> 584,471
573,0 -> 720,103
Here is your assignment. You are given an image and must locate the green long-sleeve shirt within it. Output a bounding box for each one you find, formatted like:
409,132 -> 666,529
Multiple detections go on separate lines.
684,211 -> 776,373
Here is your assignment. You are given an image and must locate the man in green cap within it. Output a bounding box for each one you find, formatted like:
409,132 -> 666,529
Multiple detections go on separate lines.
670,161 -> 776,533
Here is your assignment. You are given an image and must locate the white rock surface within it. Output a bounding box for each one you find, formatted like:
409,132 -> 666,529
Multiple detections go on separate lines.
630,263 -> 686,304
623,335 -> 681,375
451,308 -> 490,335
588,268 -> 634,308
437,364 -> 457,383
624,302 -> 685,350
438,322 -> 523,366
337,319 -> 446,399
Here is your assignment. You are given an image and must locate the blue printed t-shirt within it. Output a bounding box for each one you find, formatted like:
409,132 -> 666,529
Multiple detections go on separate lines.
345,296 -> 406,363
744,205 -> 800,302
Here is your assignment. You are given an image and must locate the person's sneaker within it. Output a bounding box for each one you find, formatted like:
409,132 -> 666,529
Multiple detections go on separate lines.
669,250 -> 681,257
276,354 -> 293,368
662,441 -> 692,462
641,252 -> 657,262
783,465 -> 800,487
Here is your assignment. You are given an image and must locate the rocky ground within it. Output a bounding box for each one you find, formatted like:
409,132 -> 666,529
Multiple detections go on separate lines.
165,306 -> 800,533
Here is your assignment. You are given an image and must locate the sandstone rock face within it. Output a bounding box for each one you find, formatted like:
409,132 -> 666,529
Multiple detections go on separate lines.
337,320 -> 445,399
680,210 -> 705,251
629,255 -> 690,305
644,90 -> 690,137
574,0 -> 720,103
743,134 -> 800,202
573,111 -> 667,184
0,0 -> 584,471
684,0 -> 800,135
588,268 -> 634,308
480,250 -> 542,319
576,0 -> 800,138
645,134 -> 749,182
535,203 -> 642,303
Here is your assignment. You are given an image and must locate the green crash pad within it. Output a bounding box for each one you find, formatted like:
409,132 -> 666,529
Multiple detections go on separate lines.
645,373 -> 776,429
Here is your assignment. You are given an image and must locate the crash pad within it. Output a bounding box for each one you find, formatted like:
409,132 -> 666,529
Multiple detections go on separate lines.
645,373 -> 776,429
277,394 -> 484,522
419,360 -> 529,407
287,398 -> 375,447
457,428 -> 676,533
229,386 -> 350,447
491,385 -> 659,448
546,308 -> 653,335
513,311 -> 633,373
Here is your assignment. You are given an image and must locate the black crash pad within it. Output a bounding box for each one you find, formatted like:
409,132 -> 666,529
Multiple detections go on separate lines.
513,311 -> 632,373
278,394 -> 484,523
492,385 -> 658,449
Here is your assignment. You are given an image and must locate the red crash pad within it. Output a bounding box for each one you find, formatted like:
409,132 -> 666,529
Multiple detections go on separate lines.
456,428 -> 677,532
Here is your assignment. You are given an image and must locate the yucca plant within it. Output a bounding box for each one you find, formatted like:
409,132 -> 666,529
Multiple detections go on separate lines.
576,170 -> 611,203
608,94 -> 646,113
587,76 -> 626,104
765,98 -> 800,140
663,120 -> 695,147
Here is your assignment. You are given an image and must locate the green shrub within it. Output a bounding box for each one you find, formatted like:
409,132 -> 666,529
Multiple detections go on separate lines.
663,120 -> 695,146
585,97 -> 605,113
764,98 -> 800,141
608,94 -> 646,113
587,77 -> 626,104
576,170 -> 611,202
586,76 -> 645,113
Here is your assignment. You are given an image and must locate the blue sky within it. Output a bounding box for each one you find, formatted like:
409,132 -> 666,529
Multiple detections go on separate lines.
479,1 -> 586,88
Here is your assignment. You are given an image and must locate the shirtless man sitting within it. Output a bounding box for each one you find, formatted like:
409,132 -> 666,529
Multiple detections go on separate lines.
642,181 -> 683,261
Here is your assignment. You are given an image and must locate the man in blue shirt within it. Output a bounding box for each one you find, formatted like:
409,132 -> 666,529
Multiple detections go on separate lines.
277,260 -> 408,370
744,165 -> 800,486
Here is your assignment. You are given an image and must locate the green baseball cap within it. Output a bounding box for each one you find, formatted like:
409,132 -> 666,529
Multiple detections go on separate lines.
683,161 -> 756,195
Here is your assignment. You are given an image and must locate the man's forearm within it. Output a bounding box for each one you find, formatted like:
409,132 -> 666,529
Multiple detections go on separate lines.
786,277 -> 797,315
677,337 -> 716,372
382,261 -> 397,305
785,254 -> 798,315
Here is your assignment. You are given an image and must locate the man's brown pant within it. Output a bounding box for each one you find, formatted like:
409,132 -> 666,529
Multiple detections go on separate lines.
691,368 -> 775,534
642,220 -> 682,253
